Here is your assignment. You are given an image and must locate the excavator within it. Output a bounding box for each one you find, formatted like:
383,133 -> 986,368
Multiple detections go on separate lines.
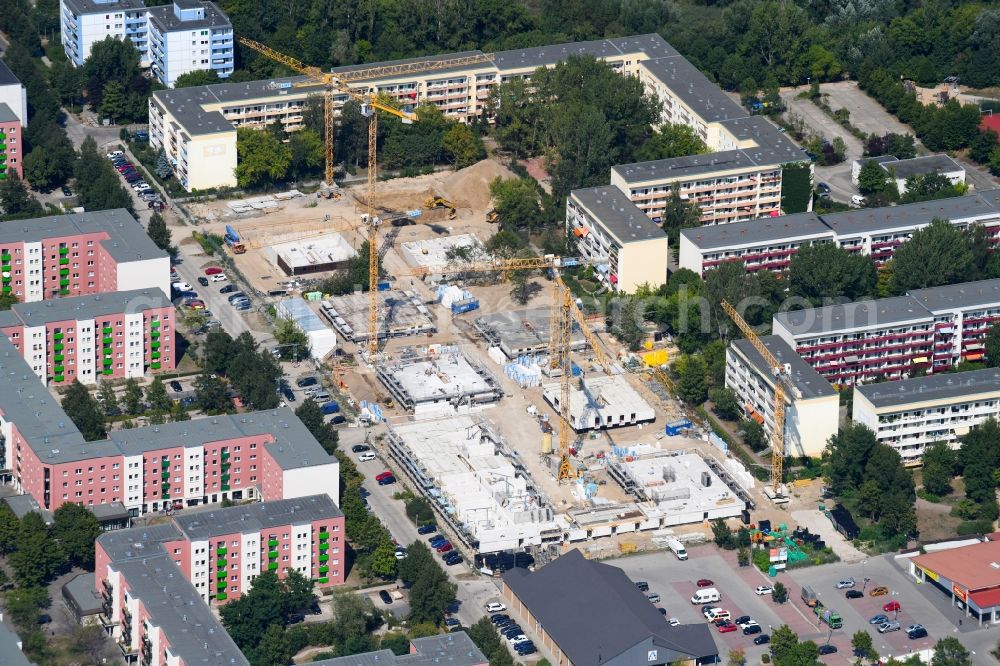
424,196 -> 457,220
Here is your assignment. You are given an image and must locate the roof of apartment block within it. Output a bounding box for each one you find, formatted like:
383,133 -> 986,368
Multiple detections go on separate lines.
612,149 -> 762,184
97,522 -> 183,562
10,288 -> 171,327
571,186 -> 665,243
908,278 -> 1000,314
857,368 -> 1000,409
883,154 -> 964,179
0,103 -> 19,123
173,494 -> 342,540
0,60 -> 20,87
502,549 -> 718,665
310,632 -> 487,666
638,56 -> 746,122
0,620 -> 35,666
61,0 -> 145,14
820,191 -> 999,237
680,212 -> 831,250
494,38 -> 625,71
113,554 -> 249,665
332,50 -> 491,83
720,116 -> 807,163
732,335 -> 835,400
0,310 -> 20,329
152,76 -> 326,135
147,0 -> 231,32
773,295 -> 932,337
0,210 -> 167,263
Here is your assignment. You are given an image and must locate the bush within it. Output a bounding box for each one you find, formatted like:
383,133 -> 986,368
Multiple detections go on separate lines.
957,519 -> 994,536
771,582 -> 787,604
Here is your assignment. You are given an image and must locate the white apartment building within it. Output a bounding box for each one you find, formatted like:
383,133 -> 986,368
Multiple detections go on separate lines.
725,335 -> 839,458
566,186 -> 668,293
0,61 -> 27,125
853,368 -> 1000,465
60,0 -> 232,87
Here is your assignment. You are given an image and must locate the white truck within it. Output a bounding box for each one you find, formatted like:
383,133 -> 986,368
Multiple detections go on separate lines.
667,538 -> 688,561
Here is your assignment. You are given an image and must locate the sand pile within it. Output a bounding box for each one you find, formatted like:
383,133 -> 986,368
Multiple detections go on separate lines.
440,159 -> 516,210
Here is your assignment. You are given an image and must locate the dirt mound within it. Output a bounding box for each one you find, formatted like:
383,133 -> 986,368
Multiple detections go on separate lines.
440,159 -> 516,211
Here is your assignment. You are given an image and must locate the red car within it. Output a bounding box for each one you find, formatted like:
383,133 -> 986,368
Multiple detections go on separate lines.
116,164 -> 134,172
883,601 -> 901,612
697,579 -> 714,587
204,267 -> 224,275
375,471 -> 393,481
436,542 -> 453,553
716,622 -> 737,633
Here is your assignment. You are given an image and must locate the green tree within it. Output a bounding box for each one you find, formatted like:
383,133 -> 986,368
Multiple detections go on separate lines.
851,629 -> 875,659
930,637 -> 972,666
194,372 -> 232,414
294,398 -> 338,455
635,123 -> 708,161
986,322 -> 1000,368
252,624 -> 291,666
900,173 -> 964,204
97,381 -> 119,417
442,123 -> 485,169
146,213 -> 174,255
173,69 -> 221,88
890,218 -> 974,293
98,81 -> 130,122
398,541 -> 434,586
146,377 -> 171,413
407,556 -> 456,624
52,502 -> 101,569
660,183 -> 701,247
274,318 -> 310,361
676,354 -> 708,405
489,176 -> 543,232
288,128 -> 325,179
958,419 -> 1000,508
10,512 -> 65,587
367,536 -> 399,580
122,377 -> 144,415
711,518 -> 734,549
769,624 -> 800,663
61,379 -> 107,441
772,581 -> 788,603
236,127 -> 292,188
4,586 -> 48,632
83,36 -> 142,107
0,502 -> 18,554
858,159 -> 890,195
0,171 -> 43,219
742,419 -> 767,452
921,442 -> 955,497
788,242 -> 877,305
170,400 -> 190,422
709,387 -> 741,421
202,328 -> 236,375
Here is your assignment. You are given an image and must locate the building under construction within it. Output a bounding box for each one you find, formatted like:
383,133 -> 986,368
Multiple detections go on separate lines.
318,291 -> 435,343
542,375 -> 655,431
376,346 -> 503,416
474,307 -> 588,359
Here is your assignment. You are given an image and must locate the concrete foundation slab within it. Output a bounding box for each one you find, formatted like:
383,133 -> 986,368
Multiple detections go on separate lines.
319,291 -> 435,343
542,375 -> 655,431
377,346 -> 503,414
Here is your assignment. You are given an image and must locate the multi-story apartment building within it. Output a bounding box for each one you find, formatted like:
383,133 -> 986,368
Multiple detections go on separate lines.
59,0 -> 232,87
310,634 -> 487,666
151,33 -> 807,196
0,288 -> 174,386
772,278 -> 1000,386
0,334 -> 340,515
680,189 -> 1000,276
0,60 -> 27,125
0,104 -> 23,181
96,495 -> 345,609
0,209 -> 170,303
725,335 -> 839,458
853,368 -> 1000,465
565,186 -> 668,293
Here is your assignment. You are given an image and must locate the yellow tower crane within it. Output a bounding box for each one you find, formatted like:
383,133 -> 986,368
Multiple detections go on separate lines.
238,39 -> 495,357
721,300 -> 789,498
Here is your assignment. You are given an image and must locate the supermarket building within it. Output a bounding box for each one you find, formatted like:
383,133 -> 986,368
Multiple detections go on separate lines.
910,538 -> 1000,625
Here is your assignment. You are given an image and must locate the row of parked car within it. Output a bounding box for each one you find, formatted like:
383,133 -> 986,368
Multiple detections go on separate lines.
485,604 -> 536,656
106,150 -> 164,210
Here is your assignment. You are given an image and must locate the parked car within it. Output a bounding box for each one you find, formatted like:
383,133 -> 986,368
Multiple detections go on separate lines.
358,452 -> 376,462
226,292 -> 247,303
417,524 -> 436,535
818,645 -> 837,655
817,182 -> 831,194
907,624 -> 927,639
170,380 -> 183,393
378,590 -> 393,605
489,614 -> 510,625
755,585 -> 773,595
646,593 -> 661,604
485,602 -> 507,614
234,301 -> 251,311
851,194 -> 866,206
394,546 -> 407,560
107,150 -> 125,159
870,614 -> 889,625
883,601 -> 902,612
846,590 -> 864,599
753,634 -> 770,645
61,185 -> 73,197
211,273 -> 228,282
635,581 -> 650,592
444,553 -> 463,566
172,281 -> 192,292
878,621 -> 901,634
296,376 -> 318,387
515,643 -> 536,656
377,475 -> 395,486
869,586 -> 889,597
836,578 -> 856,589
197,277 -> 210,286
716,622 -> 737,634
351,445 -> 371,453
743,624 -> 762,635
280,386 -> 296,402
697,579 -> 714,587
436,542 -> 453,553
220,285 -> 239,294
734,615 -> 752,627
204,267 -> 224,275
288,613 -> 305,624
429,535 -> 446,547
375,471 -> 393,481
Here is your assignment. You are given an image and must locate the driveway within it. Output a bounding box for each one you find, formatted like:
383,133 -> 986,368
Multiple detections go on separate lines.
791,510 -> 868,563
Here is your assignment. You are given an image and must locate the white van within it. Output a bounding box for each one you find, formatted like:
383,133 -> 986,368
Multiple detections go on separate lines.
705,608 -> 730,622
690,587 -> 721,604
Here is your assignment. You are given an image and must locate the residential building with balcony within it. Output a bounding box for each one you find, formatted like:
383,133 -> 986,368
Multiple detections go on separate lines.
0,60 -> 27,125
150,33 -> 807,196
566,186 -> 668,293
853,368 -> 1000,465
725,335 -> 838,458
146,0 -> 233,87
0,209 -> 170,304
0,104 -> 23,181
95,495 -> 345,610
0,333 -> 340,515
310,633 -> 488,666
59,0 -> 148,67
679,189 -> 1000,276
0,288 -> 174,386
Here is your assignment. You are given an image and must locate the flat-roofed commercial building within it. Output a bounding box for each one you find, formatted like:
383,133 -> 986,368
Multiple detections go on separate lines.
853,368 -> 1000,465
566,186 -> 668,293
725,335 -> 838,458
909,539 -> 1000,625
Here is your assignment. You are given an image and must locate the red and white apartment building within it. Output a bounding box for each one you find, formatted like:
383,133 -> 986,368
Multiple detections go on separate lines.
680,189 -> 1000,276
0,209 -> 170,303
0,288 -> 174,386
772,278 -> 1000,386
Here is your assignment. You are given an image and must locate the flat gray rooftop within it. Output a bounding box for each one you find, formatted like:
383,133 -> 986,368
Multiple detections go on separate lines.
885,154 -> 964,179
63,572 -> 103,616
820,192 -> 1000,237
310,632 -> 486,666
773,295 -> 932,338
0,103 -> 18,123
0,209 -> 166,263
721,116 -> 808,164
147,0 -> 230,32
571,186 -> 665,243
113,554 -> 248,665
2,494 -> 51,523
680,212 -> 832,250
639,56 -> 745,123
909,278 -> 1000,314
857,368 -> 1000,409
474,306 -> 585,355
731,335 -> 835,400
0,621 -> 33,666
62,0 -> 144,14
173,494 -> 341,540
96,522 -> 181,562
11,288 -> 171,327
382,352 -> 497,403
613,149 -> 762,185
